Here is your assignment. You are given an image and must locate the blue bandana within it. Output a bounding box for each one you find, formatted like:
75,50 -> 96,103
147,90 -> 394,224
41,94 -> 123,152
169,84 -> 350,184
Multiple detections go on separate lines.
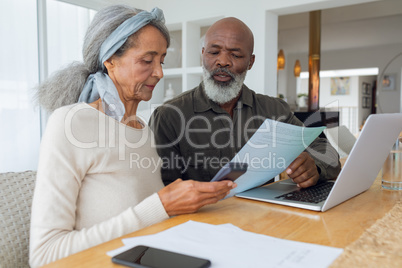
79,7 -> 165,122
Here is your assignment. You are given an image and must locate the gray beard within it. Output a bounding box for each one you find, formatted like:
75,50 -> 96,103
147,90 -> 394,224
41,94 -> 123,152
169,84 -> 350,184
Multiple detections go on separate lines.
202,66 -> 247,104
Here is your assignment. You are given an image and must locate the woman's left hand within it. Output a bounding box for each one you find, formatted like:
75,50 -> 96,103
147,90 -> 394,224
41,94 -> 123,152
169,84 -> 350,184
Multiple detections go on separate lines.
158,179 -> 236,216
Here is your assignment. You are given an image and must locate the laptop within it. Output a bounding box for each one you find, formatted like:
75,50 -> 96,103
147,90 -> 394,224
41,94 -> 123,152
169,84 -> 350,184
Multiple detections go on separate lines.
236,113 -> 402,212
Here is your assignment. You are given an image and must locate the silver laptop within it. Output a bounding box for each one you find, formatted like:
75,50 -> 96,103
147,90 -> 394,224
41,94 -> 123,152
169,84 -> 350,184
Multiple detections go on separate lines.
236,113 -> 402,212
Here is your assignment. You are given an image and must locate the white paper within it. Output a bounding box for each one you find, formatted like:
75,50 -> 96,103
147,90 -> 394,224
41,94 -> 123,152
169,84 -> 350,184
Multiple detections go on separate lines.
108,221 -> 342,268
212,119 -> 325,197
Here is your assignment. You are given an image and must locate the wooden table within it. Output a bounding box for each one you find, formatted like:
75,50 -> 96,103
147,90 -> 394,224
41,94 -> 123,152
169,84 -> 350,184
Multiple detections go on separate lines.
44,177 -> 401,267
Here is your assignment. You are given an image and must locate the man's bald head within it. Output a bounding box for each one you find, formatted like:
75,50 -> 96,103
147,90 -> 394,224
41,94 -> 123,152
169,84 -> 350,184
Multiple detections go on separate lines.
201,17 -> 255,105
204,17 -> 254,55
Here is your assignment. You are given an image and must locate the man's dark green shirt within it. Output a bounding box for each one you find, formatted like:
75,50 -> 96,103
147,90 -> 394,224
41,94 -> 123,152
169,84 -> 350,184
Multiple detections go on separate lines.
149,83 -> 341,185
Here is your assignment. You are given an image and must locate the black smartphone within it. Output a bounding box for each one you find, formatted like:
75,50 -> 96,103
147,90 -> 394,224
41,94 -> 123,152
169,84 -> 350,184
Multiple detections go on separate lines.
111,245 -> 211,268
211,162 -> 248,182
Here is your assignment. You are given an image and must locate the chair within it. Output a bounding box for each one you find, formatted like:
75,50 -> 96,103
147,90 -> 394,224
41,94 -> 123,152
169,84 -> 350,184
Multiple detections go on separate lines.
0,171 -> 36,268
324,125 -> 357,158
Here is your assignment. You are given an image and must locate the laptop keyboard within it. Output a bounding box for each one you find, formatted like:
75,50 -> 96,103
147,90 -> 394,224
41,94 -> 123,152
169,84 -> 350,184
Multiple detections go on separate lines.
275,181 -> 334,204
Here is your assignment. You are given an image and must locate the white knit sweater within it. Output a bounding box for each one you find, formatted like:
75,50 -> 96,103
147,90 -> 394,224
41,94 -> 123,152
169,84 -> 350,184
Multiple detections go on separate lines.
29,103 -> 169,267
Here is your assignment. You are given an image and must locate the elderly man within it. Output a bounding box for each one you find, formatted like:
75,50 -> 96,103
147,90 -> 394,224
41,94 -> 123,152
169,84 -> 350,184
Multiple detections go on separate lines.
150,17 -> 341,188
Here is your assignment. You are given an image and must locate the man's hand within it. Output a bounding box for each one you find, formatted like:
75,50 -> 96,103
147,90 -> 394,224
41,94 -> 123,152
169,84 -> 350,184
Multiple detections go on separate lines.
158,179 -> 236,216
286,152 -> 319,188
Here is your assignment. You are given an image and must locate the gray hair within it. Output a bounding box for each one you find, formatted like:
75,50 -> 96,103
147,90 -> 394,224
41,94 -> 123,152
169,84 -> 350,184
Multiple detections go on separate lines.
35,5 -> 170,112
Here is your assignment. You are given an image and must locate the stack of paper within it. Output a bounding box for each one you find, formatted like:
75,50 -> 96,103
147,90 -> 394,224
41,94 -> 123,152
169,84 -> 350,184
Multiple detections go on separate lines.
108,221 -> 342,268
214,119 -> 326,197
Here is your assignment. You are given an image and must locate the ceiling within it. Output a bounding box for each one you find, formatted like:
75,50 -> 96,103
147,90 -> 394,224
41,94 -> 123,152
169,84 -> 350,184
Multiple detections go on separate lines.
278,0 -> 402,55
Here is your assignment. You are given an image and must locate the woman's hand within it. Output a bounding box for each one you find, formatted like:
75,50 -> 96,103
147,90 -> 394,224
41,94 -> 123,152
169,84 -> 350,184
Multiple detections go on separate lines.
158,179 -> 237,216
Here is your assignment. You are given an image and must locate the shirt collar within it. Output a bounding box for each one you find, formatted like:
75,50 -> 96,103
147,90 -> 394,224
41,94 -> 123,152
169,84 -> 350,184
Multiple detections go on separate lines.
194,83 -> 254,113
239,84 -> 253,108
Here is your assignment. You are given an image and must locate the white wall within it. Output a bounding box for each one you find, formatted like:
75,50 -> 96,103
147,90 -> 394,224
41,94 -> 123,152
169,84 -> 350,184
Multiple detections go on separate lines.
144,0 -> 377,97
296,75 -> 377,134
320,77 -> 359,108
284,43 -> 402,113
143,1 -> 278,96
296,76 -> 374,108
60,0 -> 378,98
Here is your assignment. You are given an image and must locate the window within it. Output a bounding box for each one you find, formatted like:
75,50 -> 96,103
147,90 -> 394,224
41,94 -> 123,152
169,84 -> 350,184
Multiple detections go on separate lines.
0,0 -> 40,172
46,0 -> 96,74
0,0 -> 95,172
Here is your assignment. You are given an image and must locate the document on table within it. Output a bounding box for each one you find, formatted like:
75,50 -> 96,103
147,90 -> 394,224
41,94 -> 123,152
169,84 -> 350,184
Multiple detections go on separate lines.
212,118 -> 325,197
107,221 -> 343,268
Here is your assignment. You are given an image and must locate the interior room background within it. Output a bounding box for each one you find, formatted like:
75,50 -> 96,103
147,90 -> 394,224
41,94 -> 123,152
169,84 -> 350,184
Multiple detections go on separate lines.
1,0 -> 401,173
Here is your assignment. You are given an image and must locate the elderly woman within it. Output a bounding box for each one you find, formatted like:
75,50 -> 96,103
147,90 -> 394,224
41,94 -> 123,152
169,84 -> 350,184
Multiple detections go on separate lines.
29,5 -> 235,267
